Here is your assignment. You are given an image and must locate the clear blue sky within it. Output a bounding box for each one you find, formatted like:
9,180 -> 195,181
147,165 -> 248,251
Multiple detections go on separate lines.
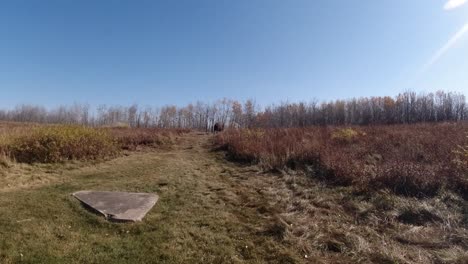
1,0 -> 467,108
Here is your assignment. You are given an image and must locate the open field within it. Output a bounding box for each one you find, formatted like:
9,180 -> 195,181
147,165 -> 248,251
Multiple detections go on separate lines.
0,123 -> 467,263
2,1 -> 468,262
0,132 -> 303,263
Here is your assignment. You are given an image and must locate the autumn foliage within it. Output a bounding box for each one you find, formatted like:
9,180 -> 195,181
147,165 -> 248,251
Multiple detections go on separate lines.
108,127 -> 190,150
8,126 -> 117,163
0,124 -> 190,163
216,123 -> 468,197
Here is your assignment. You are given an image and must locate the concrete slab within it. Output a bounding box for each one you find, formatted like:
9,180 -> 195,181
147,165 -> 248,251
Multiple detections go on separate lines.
72,191 -> 158,222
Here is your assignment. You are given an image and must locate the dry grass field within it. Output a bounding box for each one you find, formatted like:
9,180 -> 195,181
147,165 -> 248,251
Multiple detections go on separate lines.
0,122 -> 467,263
216,123 -> 468,197
0,129 -> 302,264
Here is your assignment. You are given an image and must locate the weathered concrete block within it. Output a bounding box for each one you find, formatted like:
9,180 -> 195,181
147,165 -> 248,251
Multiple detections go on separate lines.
73,191 -> 158,222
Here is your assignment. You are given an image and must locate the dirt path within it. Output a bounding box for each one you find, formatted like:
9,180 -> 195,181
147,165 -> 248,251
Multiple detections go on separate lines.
137,132 -> 303,263
0,133 -> 303,263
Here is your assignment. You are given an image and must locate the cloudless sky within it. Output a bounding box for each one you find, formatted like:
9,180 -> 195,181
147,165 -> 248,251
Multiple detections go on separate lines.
0,0 -> 467,108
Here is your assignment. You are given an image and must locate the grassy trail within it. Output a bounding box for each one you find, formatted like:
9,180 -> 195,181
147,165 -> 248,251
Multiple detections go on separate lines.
0,133 -> 301,264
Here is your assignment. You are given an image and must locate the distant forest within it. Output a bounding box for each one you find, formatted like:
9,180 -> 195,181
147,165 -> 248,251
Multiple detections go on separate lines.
1,91 -> 466,129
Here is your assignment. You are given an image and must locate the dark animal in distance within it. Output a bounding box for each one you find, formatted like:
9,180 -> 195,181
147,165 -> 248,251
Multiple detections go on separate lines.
213,123 -> 224,133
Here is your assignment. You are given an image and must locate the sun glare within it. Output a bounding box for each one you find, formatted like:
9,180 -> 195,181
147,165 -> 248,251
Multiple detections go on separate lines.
444,0 -> 467,10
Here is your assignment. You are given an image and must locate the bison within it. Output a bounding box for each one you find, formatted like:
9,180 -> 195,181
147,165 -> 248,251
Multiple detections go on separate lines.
213,122 -> 224,133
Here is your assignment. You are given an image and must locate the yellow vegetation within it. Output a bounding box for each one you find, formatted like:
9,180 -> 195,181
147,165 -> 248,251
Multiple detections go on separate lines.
331,128 -> 360,143
7,125 -> 118,163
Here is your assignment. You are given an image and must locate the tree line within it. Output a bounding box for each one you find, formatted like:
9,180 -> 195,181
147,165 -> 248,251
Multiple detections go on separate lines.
0,91 -> 466,129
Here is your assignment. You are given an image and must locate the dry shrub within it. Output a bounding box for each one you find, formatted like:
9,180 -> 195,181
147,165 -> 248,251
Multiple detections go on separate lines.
0,151 -> 12,168
108,127 -> 190,150
0,121 -> 190,164
8,125 -> 118,163
216,123 -> 468,197
109,127 -> 166,150
331,128 -> 361,143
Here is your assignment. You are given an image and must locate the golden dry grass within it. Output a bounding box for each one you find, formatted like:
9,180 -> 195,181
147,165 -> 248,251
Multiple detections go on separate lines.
0,122 -> 189,164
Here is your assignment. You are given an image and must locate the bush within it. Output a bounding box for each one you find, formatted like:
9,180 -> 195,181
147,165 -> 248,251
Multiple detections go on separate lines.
454,135 -> 468,166
108,127 -> 190,150
331,128 -> 360,143
8,125 -> 118,163
0,123 -> 190,164
215,123 -> 468,197
0,152 -> 11,168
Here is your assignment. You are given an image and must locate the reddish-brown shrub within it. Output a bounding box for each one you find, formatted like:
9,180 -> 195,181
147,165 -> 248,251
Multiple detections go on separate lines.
215,123 -> 468,197
108,127 -> 190,150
